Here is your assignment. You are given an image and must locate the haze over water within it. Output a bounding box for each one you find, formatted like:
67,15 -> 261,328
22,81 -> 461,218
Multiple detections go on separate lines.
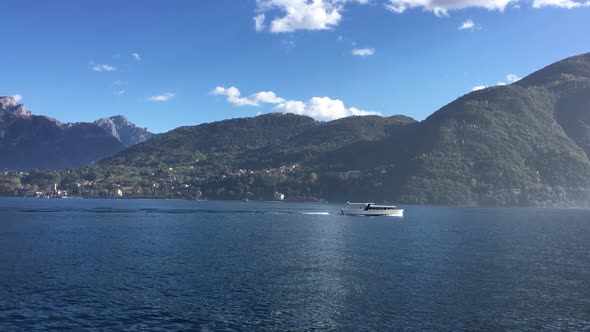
1,198 -> 589,330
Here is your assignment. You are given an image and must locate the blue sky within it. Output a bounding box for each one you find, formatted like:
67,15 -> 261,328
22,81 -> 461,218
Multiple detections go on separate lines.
2,0 -> 589,133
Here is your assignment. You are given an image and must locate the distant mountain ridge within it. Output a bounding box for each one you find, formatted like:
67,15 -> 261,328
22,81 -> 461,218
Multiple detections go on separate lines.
0,97 -> 154,170
0,97 -> 32,118
93,115 -> 155,147
102,113 -> 417,168
516,53 -> 590,88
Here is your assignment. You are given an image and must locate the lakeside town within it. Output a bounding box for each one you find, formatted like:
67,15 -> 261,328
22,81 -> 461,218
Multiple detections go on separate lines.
0,164 -> 367,202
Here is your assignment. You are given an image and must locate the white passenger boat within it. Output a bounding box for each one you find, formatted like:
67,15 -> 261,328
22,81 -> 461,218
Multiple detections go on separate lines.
340,202 -> 404,217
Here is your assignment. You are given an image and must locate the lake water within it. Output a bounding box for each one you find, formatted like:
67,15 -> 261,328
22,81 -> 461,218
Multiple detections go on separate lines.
1,198 -> 589,331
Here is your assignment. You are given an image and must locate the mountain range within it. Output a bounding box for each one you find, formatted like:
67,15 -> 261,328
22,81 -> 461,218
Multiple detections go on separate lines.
0,97 -> 154,170
2,52 -> 590,207
93,115 -> 156,147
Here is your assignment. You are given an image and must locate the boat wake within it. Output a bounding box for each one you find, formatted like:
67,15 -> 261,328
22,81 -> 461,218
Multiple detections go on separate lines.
8,207 -> 334,216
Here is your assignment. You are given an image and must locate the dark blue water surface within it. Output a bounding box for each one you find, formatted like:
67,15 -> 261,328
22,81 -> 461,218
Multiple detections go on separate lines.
1,198 -> 590,331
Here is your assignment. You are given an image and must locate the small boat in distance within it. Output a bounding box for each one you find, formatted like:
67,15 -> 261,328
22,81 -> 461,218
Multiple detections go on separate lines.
341,202 -> 404,217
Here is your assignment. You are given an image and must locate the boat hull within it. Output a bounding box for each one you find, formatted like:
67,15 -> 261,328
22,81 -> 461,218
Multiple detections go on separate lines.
341,209 -> 404,217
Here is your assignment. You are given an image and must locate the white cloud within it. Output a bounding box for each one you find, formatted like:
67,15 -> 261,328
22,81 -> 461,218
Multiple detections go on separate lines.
253,0 -> 587,33
352,48 -> 375,56
250,91 -> 286,104
13,94 -> 23,102
458,19 -> 475,30
505,73 -> 520,83
532,0 -> 590,8
92,63 -> 117,72
472,73 -> 521,92
254,14 -> 266,31
147,92 -> 175,102
131,53 -> 141,61
254,0 -> 369,33
386,0 -> 514,16
114,90 -> 126,96
253,0 -> 589,31
212,86 -> 256,106
385,0 -> 588,14
494,74 -> 520,86
349,107 -> 380,116
275,96 -> 380,120
212,86 -> 254,106
211,86 -> 285,106
212,85 -> 380,121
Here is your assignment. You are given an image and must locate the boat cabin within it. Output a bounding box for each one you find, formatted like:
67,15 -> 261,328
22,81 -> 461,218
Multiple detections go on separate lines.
346,203 -> 398,211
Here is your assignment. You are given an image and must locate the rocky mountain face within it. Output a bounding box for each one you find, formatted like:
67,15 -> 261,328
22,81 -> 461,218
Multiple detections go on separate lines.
93,115 -> 155,147
0,97 -> 32,119
0,97 -> 149,170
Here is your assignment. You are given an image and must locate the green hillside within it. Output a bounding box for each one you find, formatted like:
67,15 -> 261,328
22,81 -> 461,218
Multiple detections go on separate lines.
4,52 -> 590,207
